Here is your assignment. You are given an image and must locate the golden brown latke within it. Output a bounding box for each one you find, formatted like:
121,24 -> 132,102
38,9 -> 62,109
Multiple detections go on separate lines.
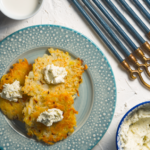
23,93 -> 78,145
0,49 -> 87,145
22,49 -> 87,144
22,48 -> 85,97
0,59 -> 32,121
0,59 -> 32,89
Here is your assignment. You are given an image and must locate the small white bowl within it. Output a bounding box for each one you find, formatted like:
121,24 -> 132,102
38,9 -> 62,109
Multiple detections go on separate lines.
0,0 -> 44,20
116,101 -> 150,150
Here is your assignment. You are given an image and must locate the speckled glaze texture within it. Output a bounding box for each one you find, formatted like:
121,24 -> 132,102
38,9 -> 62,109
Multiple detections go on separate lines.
0,25 -> 116,150
0,0 -> 149,149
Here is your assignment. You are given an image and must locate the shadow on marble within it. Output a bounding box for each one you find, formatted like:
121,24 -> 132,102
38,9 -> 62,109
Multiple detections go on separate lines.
0,11 -> 25,31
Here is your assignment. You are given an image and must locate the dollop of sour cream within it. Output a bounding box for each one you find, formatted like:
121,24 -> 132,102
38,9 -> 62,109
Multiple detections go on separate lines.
43,64 -> 67,84
120,109 -> 150,150
0,80 -> 22,102
37,108 -> 63,127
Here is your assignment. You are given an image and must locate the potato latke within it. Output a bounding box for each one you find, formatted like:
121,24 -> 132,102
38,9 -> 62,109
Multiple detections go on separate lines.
0,59 -> 32,121
0,49 -> 87,144
22,48 -> 86,144
22,48 -> 85,97
23,93 -> 78,144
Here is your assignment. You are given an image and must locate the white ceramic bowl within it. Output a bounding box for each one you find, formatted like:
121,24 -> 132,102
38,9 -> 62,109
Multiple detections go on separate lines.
116,101 -> 150,150
0,0 -> 44,20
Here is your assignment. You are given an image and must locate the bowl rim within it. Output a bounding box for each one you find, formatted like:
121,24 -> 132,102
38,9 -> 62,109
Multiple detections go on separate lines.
116,100 -> 150,150
0,0 -> 44,20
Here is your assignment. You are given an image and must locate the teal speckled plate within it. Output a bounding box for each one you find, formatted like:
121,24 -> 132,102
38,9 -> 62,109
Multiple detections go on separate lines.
0,25 -> 116,150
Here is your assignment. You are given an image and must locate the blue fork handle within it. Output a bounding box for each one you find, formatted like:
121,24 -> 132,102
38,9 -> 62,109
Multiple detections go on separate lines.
145,0 -> 150,6
92,0 -> 138,51
82,0 -> 130,57
72,0 -> 124,63
104,0 -> 145,44
120,0 -> 150,33
133,0 -> 150,20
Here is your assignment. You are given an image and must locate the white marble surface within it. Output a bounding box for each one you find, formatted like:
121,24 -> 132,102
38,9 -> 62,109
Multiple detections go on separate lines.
0,0 -> 149,149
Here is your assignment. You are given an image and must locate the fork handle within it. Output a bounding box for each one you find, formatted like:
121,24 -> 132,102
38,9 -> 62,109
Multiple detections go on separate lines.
120,0 -> 150,33
72,0 -> 123,62
104,0 -> 145,44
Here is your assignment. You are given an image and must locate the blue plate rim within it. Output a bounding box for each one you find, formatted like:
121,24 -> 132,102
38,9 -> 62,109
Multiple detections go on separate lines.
0,24 -> 117,150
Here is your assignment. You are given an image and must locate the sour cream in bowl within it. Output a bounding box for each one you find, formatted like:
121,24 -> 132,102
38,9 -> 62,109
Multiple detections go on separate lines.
116,101 -> 150,150
0,0 -> 44,20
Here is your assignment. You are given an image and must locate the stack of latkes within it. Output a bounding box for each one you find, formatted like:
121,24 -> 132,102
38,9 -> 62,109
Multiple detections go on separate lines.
0,48 -> 87,144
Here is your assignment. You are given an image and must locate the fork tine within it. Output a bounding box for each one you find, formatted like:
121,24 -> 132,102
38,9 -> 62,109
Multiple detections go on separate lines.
81,0 -> 150,77
72,0 -> 150,90
92,0 -> 150,67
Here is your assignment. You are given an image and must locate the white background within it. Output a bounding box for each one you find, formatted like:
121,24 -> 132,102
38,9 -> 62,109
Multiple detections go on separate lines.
0,0 -> 149,149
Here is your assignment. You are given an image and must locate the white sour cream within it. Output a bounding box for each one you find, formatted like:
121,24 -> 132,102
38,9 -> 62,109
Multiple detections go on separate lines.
37,108 -> 63,127
120,109 -> 150,150
0,80 -> 22,102
43,64 -> 67,84
2,0 -> 40,17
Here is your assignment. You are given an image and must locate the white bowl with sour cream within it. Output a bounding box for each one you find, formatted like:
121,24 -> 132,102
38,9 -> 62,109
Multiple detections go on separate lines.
116,101 -> 150,150
0,0 -> 44,20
